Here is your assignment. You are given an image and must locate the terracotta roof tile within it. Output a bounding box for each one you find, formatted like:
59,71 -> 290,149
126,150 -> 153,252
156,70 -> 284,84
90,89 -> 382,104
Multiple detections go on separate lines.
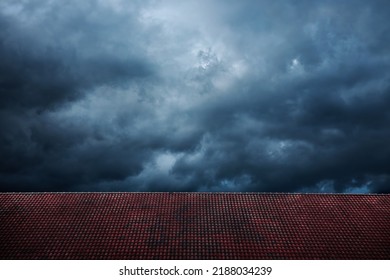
0,193 -> 389,259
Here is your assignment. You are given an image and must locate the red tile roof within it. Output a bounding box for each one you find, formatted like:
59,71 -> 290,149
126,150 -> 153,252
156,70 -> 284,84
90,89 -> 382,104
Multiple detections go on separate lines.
0,193 -> 389,259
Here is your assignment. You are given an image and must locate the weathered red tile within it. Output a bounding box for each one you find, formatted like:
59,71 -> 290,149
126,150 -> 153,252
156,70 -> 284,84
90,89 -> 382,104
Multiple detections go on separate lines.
0,193 -> 389,259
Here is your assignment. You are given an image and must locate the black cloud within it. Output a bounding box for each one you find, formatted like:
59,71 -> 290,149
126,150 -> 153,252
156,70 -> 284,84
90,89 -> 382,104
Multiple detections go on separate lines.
0,0 -> 389,193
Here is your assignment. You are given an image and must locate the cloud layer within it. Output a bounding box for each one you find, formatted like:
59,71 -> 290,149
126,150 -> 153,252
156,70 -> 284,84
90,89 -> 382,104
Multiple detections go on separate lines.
1,0 -> 389,192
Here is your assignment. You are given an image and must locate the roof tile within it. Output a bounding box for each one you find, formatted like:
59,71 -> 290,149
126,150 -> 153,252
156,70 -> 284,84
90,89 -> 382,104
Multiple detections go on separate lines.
0,193 -> 389,259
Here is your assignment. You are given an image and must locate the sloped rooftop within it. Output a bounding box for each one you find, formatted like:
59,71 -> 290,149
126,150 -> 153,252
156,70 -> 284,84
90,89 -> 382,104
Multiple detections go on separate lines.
0,193 -> 389,259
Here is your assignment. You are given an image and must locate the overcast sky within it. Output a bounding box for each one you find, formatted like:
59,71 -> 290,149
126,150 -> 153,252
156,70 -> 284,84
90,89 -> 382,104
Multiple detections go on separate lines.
0,0 -> 389,193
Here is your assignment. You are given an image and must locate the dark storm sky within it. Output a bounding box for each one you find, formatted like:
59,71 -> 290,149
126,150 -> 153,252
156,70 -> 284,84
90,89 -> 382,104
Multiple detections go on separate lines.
1,0 -> 389,193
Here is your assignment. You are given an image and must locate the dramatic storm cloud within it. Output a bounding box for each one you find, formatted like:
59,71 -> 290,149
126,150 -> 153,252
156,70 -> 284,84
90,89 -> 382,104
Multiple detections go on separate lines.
1,0 -> 389,192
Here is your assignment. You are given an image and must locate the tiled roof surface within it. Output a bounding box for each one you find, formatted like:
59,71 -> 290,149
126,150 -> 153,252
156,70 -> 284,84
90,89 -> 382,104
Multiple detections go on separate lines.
0,193 -> 389,259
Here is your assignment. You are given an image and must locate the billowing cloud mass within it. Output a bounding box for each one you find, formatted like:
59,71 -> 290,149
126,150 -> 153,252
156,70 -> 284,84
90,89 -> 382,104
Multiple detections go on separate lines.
1,0 -> 389,193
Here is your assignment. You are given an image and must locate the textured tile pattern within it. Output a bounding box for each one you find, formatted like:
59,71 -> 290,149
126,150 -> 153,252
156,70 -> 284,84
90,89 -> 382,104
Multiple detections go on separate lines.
0,193 -> 389,259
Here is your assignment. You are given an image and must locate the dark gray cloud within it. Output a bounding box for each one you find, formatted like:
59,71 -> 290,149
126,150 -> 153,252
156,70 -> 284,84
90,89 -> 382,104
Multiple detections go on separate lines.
0,0 -> 389,193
